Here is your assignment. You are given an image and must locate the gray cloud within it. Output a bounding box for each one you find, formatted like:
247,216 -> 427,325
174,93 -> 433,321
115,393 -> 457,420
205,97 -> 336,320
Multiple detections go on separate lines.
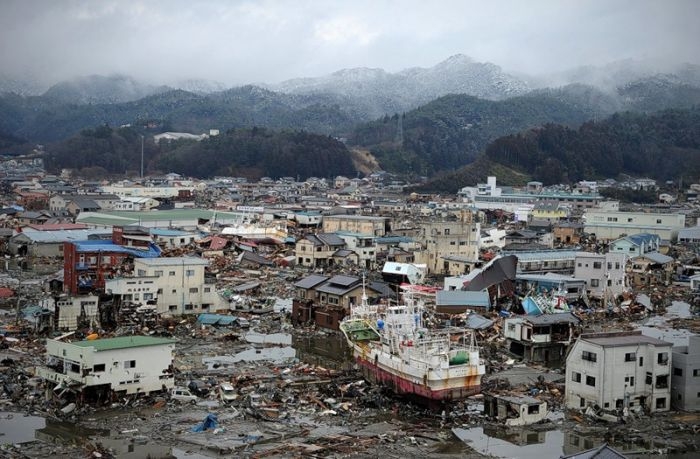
1,0 -> 698,87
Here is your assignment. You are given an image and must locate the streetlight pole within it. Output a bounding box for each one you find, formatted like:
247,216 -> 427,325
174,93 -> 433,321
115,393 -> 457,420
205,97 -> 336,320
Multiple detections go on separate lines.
140,135 -> 145,179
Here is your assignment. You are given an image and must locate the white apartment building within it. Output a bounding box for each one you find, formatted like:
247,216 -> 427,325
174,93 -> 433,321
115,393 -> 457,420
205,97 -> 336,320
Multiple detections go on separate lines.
565,331 -> 672,413
583,209 -> 686,241
105,257 -> 224,315
36,336 -> 176,399
574,252 -> 627,299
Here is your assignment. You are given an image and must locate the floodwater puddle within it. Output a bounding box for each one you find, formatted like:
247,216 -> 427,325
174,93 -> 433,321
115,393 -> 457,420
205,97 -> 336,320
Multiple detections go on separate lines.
453,425 -> 686,458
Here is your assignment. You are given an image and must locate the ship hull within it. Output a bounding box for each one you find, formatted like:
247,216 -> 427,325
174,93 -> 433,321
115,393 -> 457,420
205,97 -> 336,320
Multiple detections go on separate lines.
354,353 -> 482,402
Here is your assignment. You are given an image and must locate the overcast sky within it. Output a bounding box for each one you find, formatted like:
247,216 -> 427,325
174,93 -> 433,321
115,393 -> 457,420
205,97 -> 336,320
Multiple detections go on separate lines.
1,0 -> 698,86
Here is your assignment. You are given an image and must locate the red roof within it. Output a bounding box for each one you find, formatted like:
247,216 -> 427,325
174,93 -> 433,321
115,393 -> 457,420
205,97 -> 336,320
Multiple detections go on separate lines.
209,236 -> 228,251
0,287 -> 15,298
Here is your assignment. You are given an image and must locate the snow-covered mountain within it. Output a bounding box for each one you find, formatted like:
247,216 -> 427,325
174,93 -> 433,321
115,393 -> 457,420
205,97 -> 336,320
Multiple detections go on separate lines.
170,78 -> 228,94
272,54 -> 530,118
42,74 -> 169,104
533,59 -> 700,92
0,74 -> 47,96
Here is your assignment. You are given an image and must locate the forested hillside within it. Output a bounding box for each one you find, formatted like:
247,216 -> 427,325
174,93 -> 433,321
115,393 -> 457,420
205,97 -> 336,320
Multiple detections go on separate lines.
43,125 -> 356,180
155,127 -> 356,179
414,107 -> 700,193
349,93 -> 602,175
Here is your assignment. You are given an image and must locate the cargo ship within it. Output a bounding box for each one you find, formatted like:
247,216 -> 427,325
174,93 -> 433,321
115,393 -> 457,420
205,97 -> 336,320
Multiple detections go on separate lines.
340,286 -> 486,402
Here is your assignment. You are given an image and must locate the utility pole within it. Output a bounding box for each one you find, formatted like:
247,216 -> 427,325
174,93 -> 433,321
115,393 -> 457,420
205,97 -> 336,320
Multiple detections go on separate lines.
140,135 -> 145,179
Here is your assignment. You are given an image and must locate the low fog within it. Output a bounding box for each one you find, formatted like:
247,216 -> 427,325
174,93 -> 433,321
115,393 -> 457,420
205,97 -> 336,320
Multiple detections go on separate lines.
1,0 -> 698,88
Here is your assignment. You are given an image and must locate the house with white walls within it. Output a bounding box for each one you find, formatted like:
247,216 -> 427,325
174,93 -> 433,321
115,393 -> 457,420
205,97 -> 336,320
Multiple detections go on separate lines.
36,336 -> 176,402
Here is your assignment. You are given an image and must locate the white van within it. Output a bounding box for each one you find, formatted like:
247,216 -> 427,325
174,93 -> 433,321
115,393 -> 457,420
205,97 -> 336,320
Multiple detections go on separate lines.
171,387 -> 197,403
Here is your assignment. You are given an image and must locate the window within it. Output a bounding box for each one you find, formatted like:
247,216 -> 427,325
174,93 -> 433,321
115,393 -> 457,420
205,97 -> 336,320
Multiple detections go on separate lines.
656,219 -> 662,224
656,375 -> 668,389
646,372 -> 652,385
582,351 -> 597,362
657,353 -> 669,365
124,360 -> 136,369
169,305 -> 177,311
155,270 -> 163,277
70,362 -> 80,373
169,271 -> 176,276
580,397 -> 586,408
625,352 -> 636,362
172,289 -> 177,294
93,364 -> 105,372
656,397 -> 666,409
508,323 -> 515,332
204,287 -> 211,293
186,269 -> 195,277
586,376 -> 596,387
694,369 -> 700,377
571,371 -> 581,383
527,404 -> 540,414
607,262 -> 612,270
189,287 -> 198,293
590,279 -> 599,287
674,367 -> 683,376
593,262 -> 602,269
137,269 -> 146,276
625,376 -> 635,386
185,304 -> 194,310
639,356 -> 644,367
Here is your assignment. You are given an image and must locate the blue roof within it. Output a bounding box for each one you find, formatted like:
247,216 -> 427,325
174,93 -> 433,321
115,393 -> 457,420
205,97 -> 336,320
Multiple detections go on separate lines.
625,233 -> 659,246
197,313 -> 238,325
72,240 -> 161,258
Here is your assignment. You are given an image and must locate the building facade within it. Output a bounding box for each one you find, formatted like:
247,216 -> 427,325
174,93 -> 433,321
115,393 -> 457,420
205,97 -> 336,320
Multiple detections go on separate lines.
105,257 -> 223,315
574,252 -> 627,299
565,331 -> 672,413
36,336 -> 176,401
671,335 -> 700,411
583,210 -> 685,241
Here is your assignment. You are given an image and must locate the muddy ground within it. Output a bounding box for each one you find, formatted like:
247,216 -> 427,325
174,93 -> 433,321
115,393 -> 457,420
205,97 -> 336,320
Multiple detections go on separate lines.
1,311 -> 699,458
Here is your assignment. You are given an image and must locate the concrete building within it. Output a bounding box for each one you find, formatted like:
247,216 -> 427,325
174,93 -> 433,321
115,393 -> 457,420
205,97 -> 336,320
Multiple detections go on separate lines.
483,394 -> 548,427
458,176 -> 600,212
574,252 -> 628,299
504,312 -> 580,364
415,213 -> 481,275
105,257 -> 223,315
671,335 -> 700,411
335,231 -> 377,269
321,215 -> 389,237
565,331 -> 672,413
583,209 -> 685,241
36,336 -> 176,402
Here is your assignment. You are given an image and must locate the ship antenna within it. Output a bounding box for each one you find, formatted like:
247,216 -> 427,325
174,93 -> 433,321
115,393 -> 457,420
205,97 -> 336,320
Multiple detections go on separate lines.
361,273 -> 368,306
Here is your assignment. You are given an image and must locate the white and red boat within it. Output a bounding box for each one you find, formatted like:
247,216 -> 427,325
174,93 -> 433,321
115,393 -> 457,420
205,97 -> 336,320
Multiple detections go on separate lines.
340,285 -> 485,402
